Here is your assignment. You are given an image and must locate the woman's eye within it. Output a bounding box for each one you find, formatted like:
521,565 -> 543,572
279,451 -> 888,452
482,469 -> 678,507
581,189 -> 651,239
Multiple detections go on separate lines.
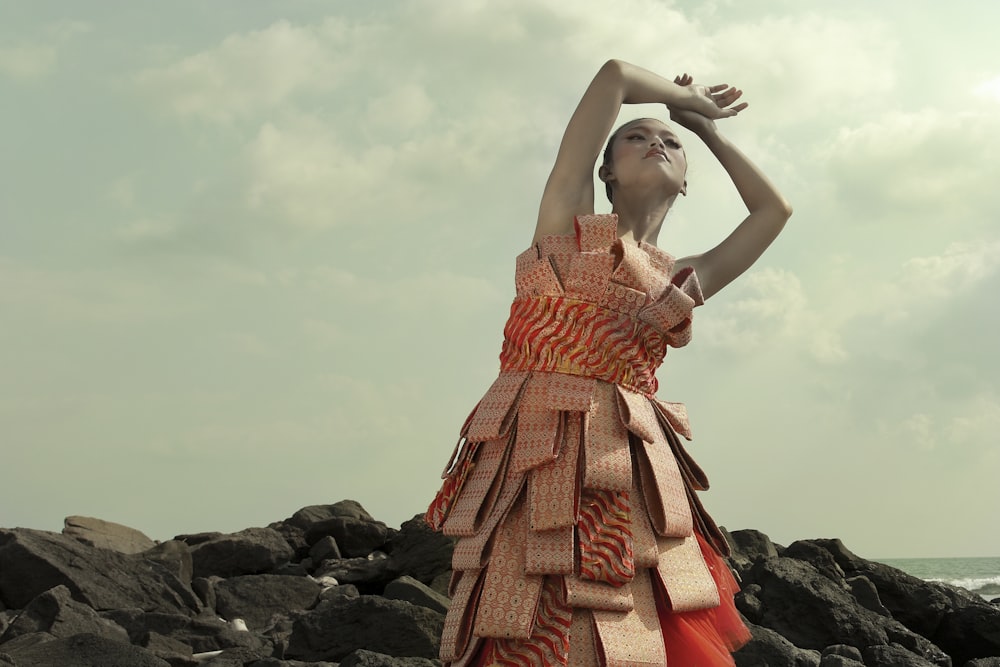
627,134 -> 643,140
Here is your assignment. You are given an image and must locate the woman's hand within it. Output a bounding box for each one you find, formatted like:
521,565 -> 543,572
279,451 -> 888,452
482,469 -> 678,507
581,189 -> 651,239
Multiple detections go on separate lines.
669,73 -> 747,126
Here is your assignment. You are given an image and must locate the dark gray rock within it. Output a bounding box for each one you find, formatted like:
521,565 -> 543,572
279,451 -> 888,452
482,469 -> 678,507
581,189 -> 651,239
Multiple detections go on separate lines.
247,659 -> 338,667
340,648 -> 441,666
62,516 -> 157,554
734,622 -> 821,667
784,540 -> 847,584
0,585 -> 128,645
0,528 -> 200,614
187,527 -> 294,578
143,630 -> 194,664
935,603 -> 1000,664
137,540 -> 193,586
305,519 -> 390,558
286,595 -> 444,662
215,574 -> 321,631
193,576 -> 219,612
105,609 -> 266,654
309,536 -> 342,563
818,657 -> 865,667
965,658 -> 1000,667
386,516 -> 455,587
728,529 -> 781,565
846,575 -> 891,617
3,632 -> 171,666
862,642 -> 942,667
287,500 -> 377,528
384,576 -> 449,615
822,644 -> 863,661
318,583 -> 361,604
314,553 -> 393,589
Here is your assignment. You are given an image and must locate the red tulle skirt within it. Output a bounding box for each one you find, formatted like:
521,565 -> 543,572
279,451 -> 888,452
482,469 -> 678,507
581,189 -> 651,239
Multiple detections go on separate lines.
468,531 -> 749,666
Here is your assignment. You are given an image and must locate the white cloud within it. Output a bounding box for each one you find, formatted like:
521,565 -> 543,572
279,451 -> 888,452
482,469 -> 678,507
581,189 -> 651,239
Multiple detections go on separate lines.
973,75 -> 1000,102
133,19 -> 348,123
0,44 -> 57,80
701,267 -> 846,364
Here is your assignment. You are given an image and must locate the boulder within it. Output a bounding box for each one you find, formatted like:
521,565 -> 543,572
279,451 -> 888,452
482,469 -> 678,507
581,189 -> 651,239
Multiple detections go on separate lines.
314,553 -> 394,591
862,642 -> 942,667
186,527 -> 294,578
386,515 -> 455,586
215,574 -> 321,631
285,595 -> 444,662
0,585 -> 128,645
0,528 -> 199,614
2,632 -> 171,666
733,622 -> 820,667
383,576 -> 450,614
340,648 -> 441,666
104,608 -> 266,654
62,516 -> 156,554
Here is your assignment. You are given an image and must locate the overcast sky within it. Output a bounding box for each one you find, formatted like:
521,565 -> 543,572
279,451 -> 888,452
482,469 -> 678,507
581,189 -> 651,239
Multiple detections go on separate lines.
2,0 -> 998,559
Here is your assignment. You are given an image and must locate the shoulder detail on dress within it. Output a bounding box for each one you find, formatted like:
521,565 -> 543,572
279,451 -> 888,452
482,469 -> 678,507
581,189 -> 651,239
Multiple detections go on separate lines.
573,213 -> 618,252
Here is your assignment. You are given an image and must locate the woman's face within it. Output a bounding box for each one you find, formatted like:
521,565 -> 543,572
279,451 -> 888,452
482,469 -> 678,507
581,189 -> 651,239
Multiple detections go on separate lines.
606,119 -> 687,200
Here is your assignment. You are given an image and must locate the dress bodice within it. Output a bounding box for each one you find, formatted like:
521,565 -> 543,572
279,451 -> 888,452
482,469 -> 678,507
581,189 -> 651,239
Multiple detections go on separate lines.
499,214 -> 704,397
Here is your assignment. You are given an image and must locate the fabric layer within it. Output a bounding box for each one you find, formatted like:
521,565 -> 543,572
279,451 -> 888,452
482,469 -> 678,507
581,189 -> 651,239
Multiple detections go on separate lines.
427,214 -> 749,666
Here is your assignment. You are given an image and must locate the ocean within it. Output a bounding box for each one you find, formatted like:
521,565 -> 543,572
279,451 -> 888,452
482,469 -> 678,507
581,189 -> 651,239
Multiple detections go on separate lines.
877,556 -> 1000,602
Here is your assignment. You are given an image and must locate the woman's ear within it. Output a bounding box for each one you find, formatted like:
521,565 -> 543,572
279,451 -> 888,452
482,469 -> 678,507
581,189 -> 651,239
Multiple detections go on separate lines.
598,164 -> 613,183
680,179 -> 688,196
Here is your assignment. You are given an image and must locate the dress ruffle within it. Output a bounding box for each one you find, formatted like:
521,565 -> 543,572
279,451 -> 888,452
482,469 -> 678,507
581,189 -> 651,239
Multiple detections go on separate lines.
426,214 -> 748,666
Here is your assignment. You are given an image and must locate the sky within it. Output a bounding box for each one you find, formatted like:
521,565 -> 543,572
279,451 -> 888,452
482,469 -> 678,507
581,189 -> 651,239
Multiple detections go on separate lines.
2,0 -> 998,559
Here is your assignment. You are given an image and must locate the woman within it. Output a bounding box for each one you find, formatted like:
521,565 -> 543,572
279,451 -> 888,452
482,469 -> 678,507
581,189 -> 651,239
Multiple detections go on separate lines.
425,59 -> 792,666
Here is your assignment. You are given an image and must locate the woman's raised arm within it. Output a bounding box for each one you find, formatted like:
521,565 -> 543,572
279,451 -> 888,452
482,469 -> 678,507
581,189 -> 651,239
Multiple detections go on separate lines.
670,75 -> 793,300
533,60 -> 745,243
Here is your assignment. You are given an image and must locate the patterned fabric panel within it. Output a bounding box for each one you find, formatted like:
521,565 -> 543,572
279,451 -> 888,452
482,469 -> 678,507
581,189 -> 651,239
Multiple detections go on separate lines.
483,576 -> 572,666
628,459 -> 659,568
528,412 -> 581,531
425,440 -> 479,531
615,387 -> 661,444
567,609 -> 600,667
578,488 -> 635,587
442,438 -> 510,537
563,574 -> 633,611
514,246 -> 563,297
574,214 -> 618,252
452,474 -> 526,572
563,252 -> 615,301
591,568 -> 667,666
525,524 -> 575,575
652,397 -> 693,440
610,241 -> 668,300
499,295 -> 665,397
583,382 -> 632,492
465,371 -> 530,442
655,534 -> 722,612
473,496 -> 544,640
440,568 -> 485,662
634,433 -> 693,538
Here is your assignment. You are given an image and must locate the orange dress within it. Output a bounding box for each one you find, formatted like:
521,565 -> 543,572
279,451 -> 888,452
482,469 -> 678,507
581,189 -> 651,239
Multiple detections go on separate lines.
425,214 -> 750,666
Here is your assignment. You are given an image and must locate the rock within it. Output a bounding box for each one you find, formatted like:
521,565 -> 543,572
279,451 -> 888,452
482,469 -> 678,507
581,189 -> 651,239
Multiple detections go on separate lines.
383,576 -> 450,614
733,622 -> 821,667
822,644 -> 863,661
845,575 -> 891,617
0,528 -> 199,614
386,516 -> 455,587
286,595 -> 444,662
0,585 -> 129,645
784,540 -> 847,584
247,660 -> 338,667
314,553 -> 393,590
143,630 -> 194,664
3,632 -> 171,666
215,574 -> 321,631
105,609 -> 267,654
862,642 -> 942,666
186,527 -> 294,578
819,656 -> 865,667
340,648 -> 441,666
62,516 -> 157,554
965,659 -> 1000,667
305,519 -> 391,558
287,500 -> 377,527
309,536 -> 342,563
935,603 -> 1000,664
137,540 -> 193,585
728,529 -> 781,564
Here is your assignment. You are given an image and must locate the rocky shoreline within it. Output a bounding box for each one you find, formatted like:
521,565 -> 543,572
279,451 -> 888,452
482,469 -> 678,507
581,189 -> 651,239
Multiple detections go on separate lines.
0,501 -> 997,666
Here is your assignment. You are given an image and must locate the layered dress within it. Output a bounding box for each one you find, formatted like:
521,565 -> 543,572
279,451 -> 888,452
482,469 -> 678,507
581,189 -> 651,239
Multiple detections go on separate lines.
425,214 -> 750,666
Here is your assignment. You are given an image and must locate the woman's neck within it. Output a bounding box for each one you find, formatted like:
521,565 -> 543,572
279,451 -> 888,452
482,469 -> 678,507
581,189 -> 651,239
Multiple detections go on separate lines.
611,194 -> 674,246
